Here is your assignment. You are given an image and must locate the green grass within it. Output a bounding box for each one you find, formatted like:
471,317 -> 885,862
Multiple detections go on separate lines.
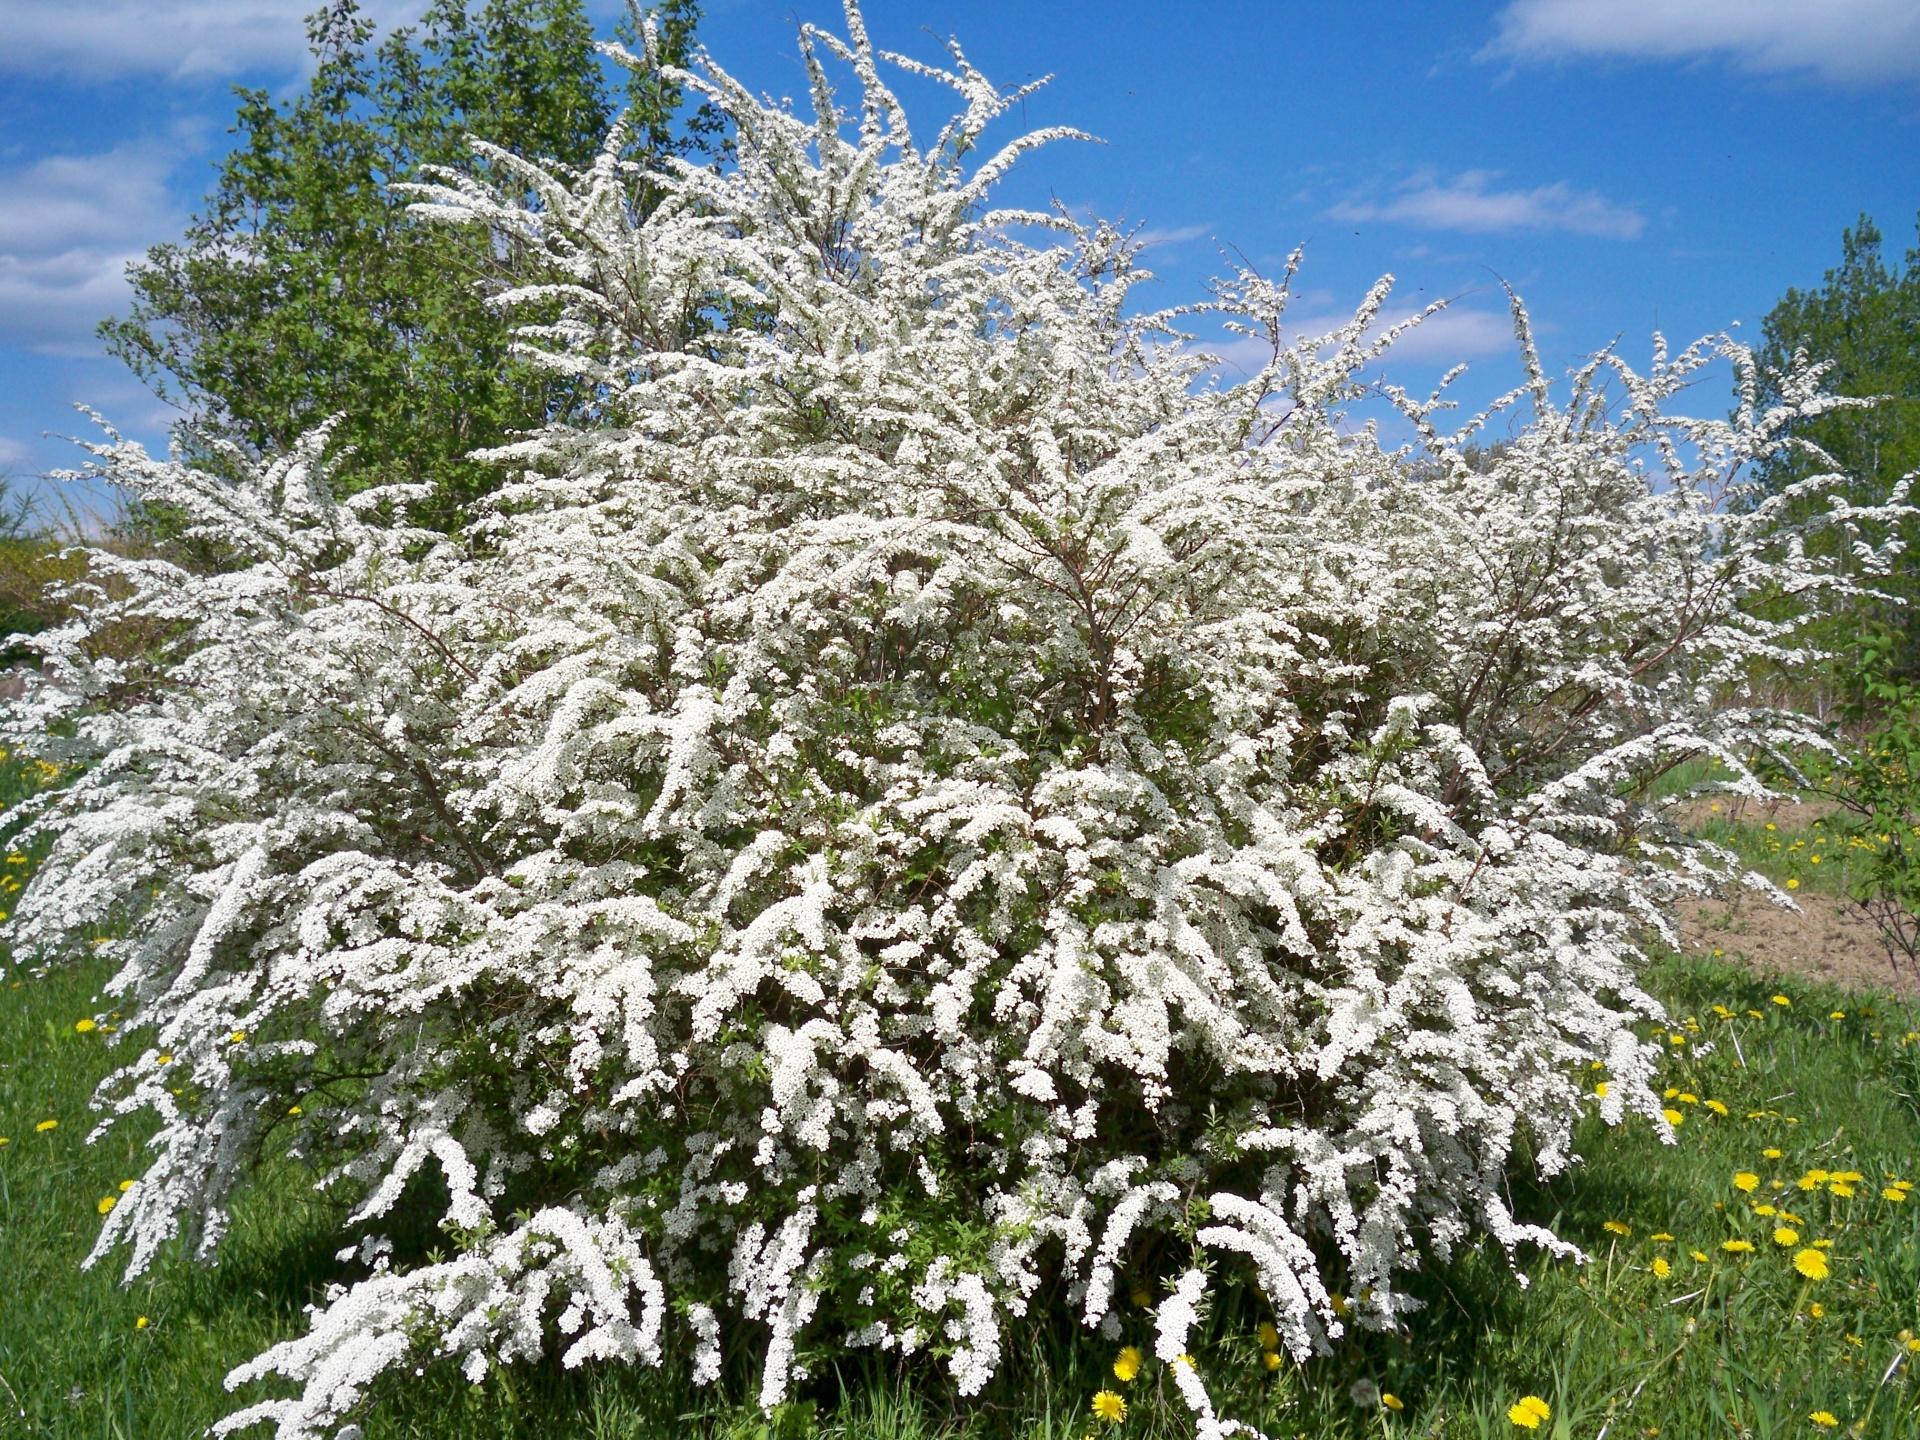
3,747 -> 1919,1437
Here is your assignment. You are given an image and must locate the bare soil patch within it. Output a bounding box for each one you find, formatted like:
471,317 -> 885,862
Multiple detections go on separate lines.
1674,887 -> 1920,1000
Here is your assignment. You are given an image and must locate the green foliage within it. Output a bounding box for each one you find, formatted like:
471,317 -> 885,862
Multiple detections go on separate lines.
1750,214 -> 1920,680
1814,640 -> 1920,983
99,0 -> 712,532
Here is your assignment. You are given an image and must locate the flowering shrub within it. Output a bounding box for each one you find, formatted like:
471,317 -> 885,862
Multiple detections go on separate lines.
1,7 -> 1905,1437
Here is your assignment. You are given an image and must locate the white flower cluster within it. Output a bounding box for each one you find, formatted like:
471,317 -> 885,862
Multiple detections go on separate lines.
4,6 -> 1901,1436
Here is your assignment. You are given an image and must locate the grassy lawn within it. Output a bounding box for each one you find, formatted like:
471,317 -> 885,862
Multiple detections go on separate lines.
2,748 -> 1917,1438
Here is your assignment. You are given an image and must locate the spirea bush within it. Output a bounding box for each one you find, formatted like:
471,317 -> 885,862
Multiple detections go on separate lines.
3,8 -> 1906,1437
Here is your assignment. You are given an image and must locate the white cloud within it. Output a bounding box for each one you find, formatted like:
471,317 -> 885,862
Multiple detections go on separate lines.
0,143 -> 185,356
0,0 -> 426,82
1488,0 -> 1920,85
1331,171 -> 1644,240
1136,224 -> 1212,249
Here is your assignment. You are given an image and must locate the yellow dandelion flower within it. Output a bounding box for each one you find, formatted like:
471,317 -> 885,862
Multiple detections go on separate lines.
1257,1322 -> 1279,1350
1091,1391 -> 1127,1424
1690,1250 -> 1709,1263
118,1179 -> 134,1192
1594,1082 -> 1609,1097
1722,1239 -> 1754,1254
1811,1238 -> 1832,1249
1809,1412 -> 1837,1429
1733,1172 -> 1759,1192
1705,1099 -> 1728,1116
1773,994 -> 1791,1005
1381,1393 -> 1404,1412
1793,1249 -> 1830,1280
1810,1302 -> 1825,1318
1764,1148 -> 1783,1159
1908,1339 -> 1920,1354
1507,1396 -> 1551,1430
1774,1227 -> 1799,1246
1651,1257 -> 1671,1278
1604,1220 -> 1630,1236
1786,878 -> 1800,889
1884,1187 -> 1907,1203
1261,1351 -> 1280,1371
229,1030 -> 246,1044
1829,1182 -> 1856,1198
96,1196 -> 115,1215
1829,1011 -> 1845,1020
1678,1092 -> 1697,1103
1664,1087 -> 1680,1099
1753,1204 -> 1777,1217
74,1018 -> 96,1033
1664,1108 -> 1685,1126
134,1316 -> 149,1330
1651,1232 -> 1673,1241
34,1119 -> 56,1133
1113,1347 -> 1142,1383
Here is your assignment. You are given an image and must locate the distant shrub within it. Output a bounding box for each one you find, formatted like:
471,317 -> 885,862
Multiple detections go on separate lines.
1,7 -> 1898,1437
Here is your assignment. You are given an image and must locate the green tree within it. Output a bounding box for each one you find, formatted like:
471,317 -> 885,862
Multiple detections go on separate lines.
101,0 -> 711,531
1750,213 -> 1920,677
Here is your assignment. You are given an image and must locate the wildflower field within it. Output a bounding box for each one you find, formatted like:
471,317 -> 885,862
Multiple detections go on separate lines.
4,713 -> 1915,1438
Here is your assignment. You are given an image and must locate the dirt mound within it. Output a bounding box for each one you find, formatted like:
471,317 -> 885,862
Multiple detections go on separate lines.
1674,887 -> 1920,999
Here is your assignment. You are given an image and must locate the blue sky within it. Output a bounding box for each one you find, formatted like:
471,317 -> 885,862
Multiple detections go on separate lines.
2,0 -> 1917,507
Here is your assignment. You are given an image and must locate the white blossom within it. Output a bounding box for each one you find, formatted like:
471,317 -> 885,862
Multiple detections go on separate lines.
2,4 -> 1902,1436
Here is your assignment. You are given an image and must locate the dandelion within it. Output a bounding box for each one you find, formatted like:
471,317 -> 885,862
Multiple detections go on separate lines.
1129,1289 -> 1151,1309
1705,1100 -> 1728,1116
34,1120 -> 55,1133
1809,1412 -> 1837,1428
1508,1396 -> 1551,1430
96,1196 -> 115,1215
1112,1348 -> 1141,1383
1381,1393 -> 1404,1412
1793,1249 -> 1830,1280
229,1030 -> 246,1044
1664,1108 -> 1685,1126
1810,1303 -> 1826,1318
1773,994 -> 1792,1005
1604,1220 -> 1630,1236
1678,1092 -> 1697,1103
135,1316 -> 149,1330
1350,1379 -> 1381,1409
1733,1172 -> 1759,1192
74,1018 -> 96,1034
1651,1257 -> 1671,1278
1908,1339 -> 1920,1354
1261,1352 -> 1280,1371
1764,1148 -> 1783,1160
1828,1182 -> 1856,1198
1829,1011 -> 1844,1020
1594,1082 -> 1609,1097
1774,1227 -> 1799,1246
118,1179 -> 134,1192
1786,879 -> 1800,889
1886,1188 -> 1909,1203
1091,1392 -> 1126,1424
1691,1250 -> 1710,1263
1722,1240 -> 1754,1254
1753,1204 -> 1776,1217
